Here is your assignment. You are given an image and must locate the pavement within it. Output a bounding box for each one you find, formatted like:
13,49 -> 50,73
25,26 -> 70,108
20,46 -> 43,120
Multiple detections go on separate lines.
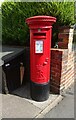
1,82 -> 63,119
1,82 -> 74,119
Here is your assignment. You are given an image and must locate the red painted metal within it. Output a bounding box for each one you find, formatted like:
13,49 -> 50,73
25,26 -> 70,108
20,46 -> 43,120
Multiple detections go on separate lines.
26,16 -> 56,84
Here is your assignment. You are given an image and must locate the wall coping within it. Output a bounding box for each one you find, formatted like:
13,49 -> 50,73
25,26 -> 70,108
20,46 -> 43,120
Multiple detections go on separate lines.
51,48 -> 68,52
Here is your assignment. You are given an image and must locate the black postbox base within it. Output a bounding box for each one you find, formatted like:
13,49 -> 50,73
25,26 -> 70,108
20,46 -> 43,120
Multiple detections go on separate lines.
30,81 -> 50,102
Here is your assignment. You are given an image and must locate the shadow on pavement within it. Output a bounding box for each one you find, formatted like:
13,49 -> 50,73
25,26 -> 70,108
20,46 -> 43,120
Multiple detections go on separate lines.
11,82 -> 32,100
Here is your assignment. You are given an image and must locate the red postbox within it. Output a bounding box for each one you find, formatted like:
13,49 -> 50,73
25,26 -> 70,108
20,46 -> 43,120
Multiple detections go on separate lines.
26,16 -> 56,101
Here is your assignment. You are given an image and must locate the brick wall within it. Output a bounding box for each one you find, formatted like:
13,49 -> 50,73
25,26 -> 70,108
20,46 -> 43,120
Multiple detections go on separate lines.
74,50 -> 76,81
50,48 -> 75,94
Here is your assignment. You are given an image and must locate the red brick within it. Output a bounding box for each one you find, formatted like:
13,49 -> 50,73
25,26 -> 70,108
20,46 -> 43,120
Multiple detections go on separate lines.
51,77 -> 61,84
50,85 -> 60,94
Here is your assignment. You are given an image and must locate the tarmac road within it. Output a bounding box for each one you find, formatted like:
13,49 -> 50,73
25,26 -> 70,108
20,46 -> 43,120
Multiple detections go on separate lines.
43,83 -> 74,118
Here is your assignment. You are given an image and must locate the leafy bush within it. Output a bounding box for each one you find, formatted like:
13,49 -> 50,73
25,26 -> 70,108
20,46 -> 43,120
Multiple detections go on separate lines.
2,2 -> 75,46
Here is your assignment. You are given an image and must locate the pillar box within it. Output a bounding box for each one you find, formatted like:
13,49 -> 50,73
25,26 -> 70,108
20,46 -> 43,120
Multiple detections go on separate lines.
26,16 -> 56,101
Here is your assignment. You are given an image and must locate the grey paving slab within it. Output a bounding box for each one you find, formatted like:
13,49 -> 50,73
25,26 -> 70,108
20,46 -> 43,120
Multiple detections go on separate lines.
2,94 -> 41,118
0,94 -> 2,119
12,83 -> 58,110
25,94 -> 58,110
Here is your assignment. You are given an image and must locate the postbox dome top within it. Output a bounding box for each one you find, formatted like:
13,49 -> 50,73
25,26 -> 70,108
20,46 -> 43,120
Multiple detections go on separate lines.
26,15 -> 56,29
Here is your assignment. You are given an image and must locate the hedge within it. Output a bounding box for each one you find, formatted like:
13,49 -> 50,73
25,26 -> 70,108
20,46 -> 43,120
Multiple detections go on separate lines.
2,2 -> 75,46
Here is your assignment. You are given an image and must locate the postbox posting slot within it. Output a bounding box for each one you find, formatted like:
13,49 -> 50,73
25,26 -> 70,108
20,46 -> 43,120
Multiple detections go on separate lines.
34,33 -> 46,36
35,40 -> 43,54
33,33 -> 46,39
